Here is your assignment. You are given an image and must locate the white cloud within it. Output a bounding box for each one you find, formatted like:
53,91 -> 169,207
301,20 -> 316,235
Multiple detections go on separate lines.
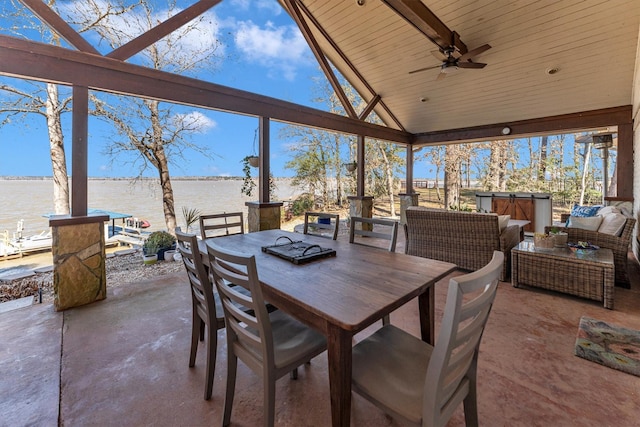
230,0 -> 283,15
172,111 -> 217,133
60,1 -> 225,65
234,20 -> 311,80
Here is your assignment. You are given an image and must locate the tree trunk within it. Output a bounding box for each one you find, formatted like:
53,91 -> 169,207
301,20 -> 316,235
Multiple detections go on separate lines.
46,83 -> 70,215
579,143 -> 591,205
444,145 -> 461,209
538,135 -> 548,181
149,100 -> 177,233
378,145 -> 396,217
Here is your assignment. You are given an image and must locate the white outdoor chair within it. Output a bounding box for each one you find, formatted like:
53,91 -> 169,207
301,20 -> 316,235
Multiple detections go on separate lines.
351,251 -> 504,427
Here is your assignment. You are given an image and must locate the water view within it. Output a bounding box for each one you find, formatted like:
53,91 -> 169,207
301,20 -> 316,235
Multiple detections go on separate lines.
0,178 -> 303,237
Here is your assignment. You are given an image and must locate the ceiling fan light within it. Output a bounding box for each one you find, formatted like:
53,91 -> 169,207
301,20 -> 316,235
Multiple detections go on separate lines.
442,65 -> 458,74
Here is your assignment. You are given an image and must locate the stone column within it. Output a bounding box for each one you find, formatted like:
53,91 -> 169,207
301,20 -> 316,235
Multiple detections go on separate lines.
399,193 -> 420,226
49,214 -> 108,311
347,196 -> 374,231
245,202 -> 283,232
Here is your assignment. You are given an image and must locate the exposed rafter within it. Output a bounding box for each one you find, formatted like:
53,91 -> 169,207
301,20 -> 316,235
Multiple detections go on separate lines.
21,0 -> 99,54
289,0 -> 405,131
0,35 -> 412,145
380,0 -> 467,53
282,0 -> 357,119
108,0 -> 222,60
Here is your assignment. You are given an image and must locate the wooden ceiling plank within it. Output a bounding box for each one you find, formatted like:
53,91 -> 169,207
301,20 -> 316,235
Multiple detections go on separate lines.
414,106 -> 632,145
20,0 -> 99,54
107,0 -> 222,60
293,1 -> 405,130
0,35 -> 412,145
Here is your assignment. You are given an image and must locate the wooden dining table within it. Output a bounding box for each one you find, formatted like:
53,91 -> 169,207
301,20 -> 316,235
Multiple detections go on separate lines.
199,229 -> 456,427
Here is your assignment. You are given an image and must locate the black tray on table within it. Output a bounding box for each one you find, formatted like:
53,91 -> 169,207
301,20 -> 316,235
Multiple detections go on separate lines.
261,236 -> 336,264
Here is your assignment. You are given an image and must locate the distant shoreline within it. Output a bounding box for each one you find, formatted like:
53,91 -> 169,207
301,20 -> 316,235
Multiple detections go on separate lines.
0,176 -> 288,181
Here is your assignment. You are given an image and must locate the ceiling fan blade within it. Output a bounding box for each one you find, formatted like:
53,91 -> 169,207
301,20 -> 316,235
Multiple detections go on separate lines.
431,49 -> 446,61
458,61 -> 486,69
436,71 -> 447,81
458,43 -> 491,61
409,64 -> 441,74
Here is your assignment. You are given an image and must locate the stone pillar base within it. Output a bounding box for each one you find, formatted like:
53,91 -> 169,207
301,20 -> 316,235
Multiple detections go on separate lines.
399,193 -> 420,226
49,215 -> 108,311
245,202 -> 283,233
347,196 -> 374,231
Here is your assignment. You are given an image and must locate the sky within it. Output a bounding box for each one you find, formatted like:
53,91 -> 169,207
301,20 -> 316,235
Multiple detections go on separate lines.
0,1 -> 609,181
0,0 -> 335,178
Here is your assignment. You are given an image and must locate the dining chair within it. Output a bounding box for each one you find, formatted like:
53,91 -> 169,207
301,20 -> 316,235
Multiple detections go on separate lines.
349,216 -> 399,252
351,251 -> 504,427
199,212 -> 244,240
175,230 -> 223,401
303,211 -> 339,240
206,241 -> 327,427
349,216 -> 399,325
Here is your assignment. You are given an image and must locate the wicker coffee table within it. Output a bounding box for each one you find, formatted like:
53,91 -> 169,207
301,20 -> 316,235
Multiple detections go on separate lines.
512,241 -> 615,309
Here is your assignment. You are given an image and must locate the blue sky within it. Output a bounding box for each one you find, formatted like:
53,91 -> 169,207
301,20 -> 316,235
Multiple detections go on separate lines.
0,1 -> 608,181
0,0 -> 333,178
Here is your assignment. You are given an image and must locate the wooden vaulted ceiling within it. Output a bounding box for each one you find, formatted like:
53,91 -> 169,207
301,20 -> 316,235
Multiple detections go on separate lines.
280,0 -> 640,144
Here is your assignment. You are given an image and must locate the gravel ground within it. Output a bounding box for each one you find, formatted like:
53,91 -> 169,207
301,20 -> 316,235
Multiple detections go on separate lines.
0,252 -> 184,304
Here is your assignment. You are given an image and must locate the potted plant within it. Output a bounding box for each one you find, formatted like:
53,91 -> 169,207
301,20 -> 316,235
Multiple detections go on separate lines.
143,231 -> 176,261
142,241 -> 159,265
548,226 -> 568,247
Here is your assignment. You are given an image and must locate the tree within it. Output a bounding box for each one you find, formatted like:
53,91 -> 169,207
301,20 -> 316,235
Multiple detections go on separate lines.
70,0 -> 223,232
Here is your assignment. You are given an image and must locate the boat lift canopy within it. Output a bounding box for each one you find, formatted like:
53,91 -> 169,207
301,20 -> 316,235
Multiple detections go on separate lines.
43,209 -> 134,237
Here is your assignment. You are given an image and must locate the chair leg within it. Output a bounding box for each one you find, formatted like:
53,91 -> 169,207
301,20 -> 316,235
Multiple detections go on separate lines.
289,367 -> 298,380
463,366 -> 479,427
264,373 -> 276,427
222,353 -> 237,427
204,326 -> 217,400
382,314 -> 390,326
189,311 -> 199,368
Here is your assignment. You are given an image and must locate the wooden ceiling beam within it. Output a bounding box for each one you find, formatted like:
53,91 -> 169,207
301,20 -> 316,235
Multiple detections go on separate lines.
289,0 -> 405,131
0,35 -> 412,145
413,106 -> 632,145
283,0 -> 358,119
381,0 -> 467,53
20,0 -> 99,54
107,0 -> 222,60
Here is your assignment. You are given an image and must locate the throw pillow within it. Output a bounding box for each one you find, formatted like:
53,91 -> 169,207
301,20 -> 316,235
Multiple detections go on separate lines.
570,204 -> 601,217
568,215 -> 603,231
596,206 -> 621,217
498,215 -> 510,232
598,212 -> 627,236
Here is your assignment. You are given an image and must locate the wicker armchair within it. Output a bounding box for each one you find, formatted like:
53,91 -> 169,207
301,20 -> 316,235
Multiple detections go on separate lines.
404,207 -> 520,281
545,217 -> 636,287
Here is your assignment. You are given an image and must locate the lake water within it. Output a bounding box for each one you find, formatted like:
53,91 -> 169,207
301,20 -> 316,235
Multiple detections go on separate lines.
0,178 -> 303,237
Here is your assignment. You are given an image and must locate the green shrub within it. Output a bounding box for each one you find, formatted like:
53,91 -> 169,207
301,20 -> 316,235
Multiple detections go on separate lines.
143,231 -> 176,254
290,194 -> 314,216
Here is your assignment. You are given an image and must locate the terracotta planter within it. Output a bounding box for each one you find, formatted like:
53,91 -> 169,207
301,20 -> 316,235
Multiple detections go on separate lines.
248,156 -> 259,168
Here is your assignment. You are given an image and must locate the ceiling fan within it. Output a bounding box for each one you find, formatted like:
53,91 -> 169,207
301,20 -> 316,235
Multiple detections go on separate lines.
409,44 -> 491,80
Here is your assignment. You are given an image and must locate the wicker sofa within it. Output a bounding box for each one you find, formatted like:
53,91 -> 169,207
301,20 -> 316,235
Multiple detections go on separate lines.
545,216 -> 636,287
404,207 -> 521,281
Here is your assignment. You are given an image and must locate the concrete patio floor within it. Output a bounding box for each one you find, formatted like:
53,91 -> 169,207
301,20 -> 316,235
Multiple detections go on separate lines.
2,239 -> 640,426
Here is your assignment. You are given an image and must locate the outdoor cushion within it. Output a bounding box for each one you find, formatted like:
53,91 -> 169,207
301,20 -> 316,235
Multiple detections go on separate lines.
598,212 -> 627,236
568,215 -> 603,231
596,206 -> 621,217
570,204 -> 601,217
498,215 -> 510,232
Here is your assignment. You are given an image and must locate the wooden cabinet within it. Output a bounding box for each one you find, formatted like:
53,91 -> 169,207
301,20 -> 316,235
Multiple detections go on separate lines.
492,196 -> 535,232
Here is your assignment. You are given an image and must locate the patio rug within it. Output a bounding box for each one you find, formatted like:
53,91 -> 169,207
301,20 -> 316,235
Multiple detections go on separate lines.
575,316 -> 640,377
